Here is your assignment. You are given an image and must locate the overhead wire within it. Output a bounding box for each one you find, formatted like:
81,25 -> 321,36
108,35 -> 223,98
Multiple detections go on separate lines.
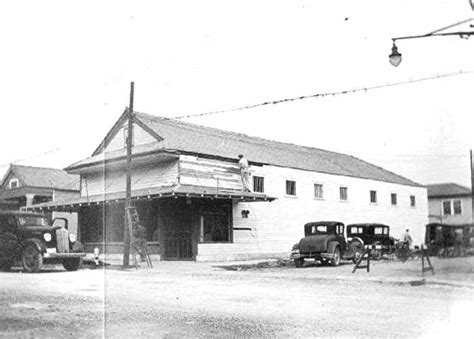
172,70 -> 473,120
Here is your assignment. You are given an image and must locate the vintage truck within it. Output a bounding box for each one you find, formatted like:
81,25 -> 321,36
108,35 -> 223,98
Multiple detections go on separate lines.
0,211 -> 85,273
290,221 -> 363,268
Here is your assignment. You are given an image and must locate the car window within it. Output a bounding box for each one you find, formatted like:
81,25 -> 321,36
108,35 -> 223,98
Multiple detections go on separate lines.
374,227 -> 383,235
18,216 -> 50,227
310,225 -> 328,234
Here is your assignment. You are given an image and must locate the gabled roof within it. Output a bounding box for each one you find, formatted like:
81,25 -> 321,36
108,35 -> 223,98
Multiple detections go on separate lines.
67,111 -> 422,187
1,164 -> 80,191
426,183 -> 472,198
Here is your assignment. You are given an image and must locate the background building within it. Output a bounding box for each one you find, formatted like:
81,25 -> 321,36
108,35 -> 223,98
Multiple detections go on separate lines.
427,183 -> 473,224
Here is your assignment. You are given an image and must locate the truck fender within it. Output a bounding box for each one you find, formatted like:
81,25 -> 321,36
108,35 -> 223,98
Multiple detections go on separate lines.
22,238 -> 47,254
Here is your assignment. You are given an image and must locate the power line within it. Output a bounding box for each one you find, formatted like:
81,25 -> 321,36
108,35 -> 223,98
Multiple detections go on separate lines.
173,70 -> 473,120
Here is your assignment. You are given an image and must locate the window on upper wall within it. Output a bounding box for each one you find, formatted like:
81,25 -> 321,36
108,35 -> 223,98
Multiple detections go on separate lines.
286,180 -> 296,196
453,200 -> 462,214
442,200 -> 452,215
9,178 -> 19,189
391,193 -> 397,205
253,176 -> 264,193
339,187 -> 348,201
370,190 -> 377,203
314,184 -> 324,199
410,195 -> 416,207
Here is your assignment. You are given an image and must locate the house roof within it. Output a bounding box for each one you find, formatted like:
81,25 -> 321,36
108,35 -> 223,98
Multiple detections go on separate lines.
1,164 -> 80,191
67,111 -> 422,187
426,183 -> 472,198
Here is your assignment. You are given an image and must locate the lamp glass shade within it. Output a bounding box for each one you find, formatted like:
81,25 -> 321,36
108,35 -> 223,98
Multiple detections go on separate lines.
389,43 -> 402,67
389,53 -> 402,67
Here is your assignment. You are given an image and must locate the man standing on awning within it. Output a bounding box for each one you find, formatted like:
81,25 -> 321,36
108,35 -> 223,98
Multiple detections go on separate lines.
238,154 -> 251,192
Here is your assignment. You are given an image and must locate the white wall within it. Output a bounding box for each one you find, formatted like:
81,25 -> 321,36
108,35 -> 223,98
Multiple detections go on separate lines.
198,162 -> 428,260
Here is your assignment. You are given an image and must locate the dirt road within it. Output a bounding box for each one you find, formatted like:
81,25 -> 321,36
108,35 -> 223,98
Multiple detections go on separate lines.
1,258 -> 473,338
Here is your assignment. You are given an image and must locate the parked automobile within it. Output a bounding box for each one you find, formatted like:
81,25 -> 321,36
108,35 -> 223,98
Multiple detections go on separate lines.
290,221 -> 363,268
0,211 -> 85,272
425,223 -> 474,257
346,223 -> 396,260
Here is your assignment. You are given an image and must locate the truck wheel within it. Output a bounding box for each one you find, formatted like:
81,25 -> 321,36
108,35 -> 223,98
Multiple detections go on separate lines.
22,244 -> 43,273
63,257 -> 83,271
294,258 -> 304,268
331,247 -> 341,267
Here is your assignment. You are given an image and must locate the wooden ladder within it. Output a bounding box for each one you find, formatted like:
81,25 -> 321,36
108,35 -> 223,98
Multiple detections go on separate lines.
127,206 -> 153,269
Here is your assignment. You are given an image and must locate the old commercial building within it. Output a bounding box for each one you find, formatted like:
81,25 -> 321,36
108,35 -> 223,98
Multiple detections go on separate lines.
30,111 -> 428,261
427,183 -> 473,224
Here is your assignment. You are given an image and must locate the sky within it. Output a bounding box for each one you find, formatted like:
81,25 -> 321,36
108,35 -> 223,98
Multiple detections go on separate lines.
0,0 -> 473,187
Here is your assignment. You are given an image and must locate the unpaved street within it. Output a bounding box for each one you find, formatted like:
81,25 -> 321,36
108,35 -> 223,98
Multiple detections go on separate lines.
1,258 -> 473,338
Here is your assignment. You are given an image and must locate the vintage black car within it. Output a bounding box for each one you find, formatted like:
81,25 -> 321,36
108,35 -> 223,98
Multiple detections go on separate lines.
290,221 -> 363,268
346,223 -> 396,260
425,223 -> 474,257
0,211 -> 85,272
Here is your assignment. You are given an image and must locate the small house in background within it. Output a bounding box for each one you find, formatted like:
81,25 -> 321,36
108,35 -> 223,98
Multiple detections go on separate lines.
427,183 -> 473,224
27,110 -> 428,262
0,164 -> 80,235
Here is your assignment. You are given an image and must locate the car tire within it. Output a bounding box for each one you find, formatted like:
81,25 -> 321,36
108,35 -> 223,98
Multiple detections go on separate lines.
63,257 -> 83,271
331,247 -> 341,267
372,249 -> 382,261
294,258 -> 304,268
22,244 -> 43,273
352,247 -> 363,264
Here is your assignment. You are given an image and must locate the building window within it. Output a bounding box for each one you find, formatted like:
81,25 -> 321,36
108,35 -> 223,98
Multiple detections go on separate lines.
9,178 -> 19,189
286,180 -> 296,196
391,193 -> 397,206
253,176 -> 264,193
410,195 -> 416,207
453,200 -> 462,214
314,184 -> 324,199
370,190 -> 377,204
442,201 -> 452,215
339,187 -> 348,201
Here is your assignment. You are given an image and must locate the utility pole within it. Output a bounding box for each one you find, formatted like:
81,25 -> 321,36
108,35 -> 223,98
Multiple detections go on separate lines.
123,82 -> 134,266
471,149 -> 474,223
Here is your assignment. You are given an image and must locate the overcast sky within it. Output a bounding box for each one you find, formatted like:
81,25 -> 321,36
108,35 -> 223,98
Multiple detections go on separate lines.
0,0 -> 473,187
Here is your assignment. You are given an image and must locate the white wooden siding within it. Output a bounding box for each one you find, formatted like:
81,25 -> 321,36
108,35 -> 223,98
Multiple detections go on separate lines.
80,160 -> 179,197
197,163 -> 428,261
179,155 -> 242,190
102,122 -> 157,153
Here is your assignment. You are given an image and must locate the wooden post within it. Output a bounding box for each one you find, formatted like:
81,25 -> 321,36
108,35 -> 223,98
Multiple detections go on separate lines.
471,150 -> 473,224
123,82 -> 134,266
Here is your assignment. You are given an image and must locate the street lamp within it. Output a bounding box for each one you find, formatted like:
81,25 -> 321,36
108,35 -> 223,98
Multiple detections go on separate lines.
389,18 -> 474,67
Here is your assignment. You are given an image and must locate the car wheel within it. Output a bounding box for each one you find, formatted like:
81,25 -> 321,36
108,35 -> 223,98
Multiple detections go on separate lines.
22,244 -> 43,273
331,247 -> 341,267
372,249 -> 382,261
63,257 -> 83,271
352,247 -> 363,264
294,258 -> 304,268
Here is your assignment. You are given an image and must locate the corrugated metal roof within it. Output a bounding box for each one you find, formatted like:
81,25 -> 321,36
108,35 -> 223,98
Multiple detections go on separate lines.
67,112 -> 422,187
5,165 -> 80,191
426,183 -> 472,198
